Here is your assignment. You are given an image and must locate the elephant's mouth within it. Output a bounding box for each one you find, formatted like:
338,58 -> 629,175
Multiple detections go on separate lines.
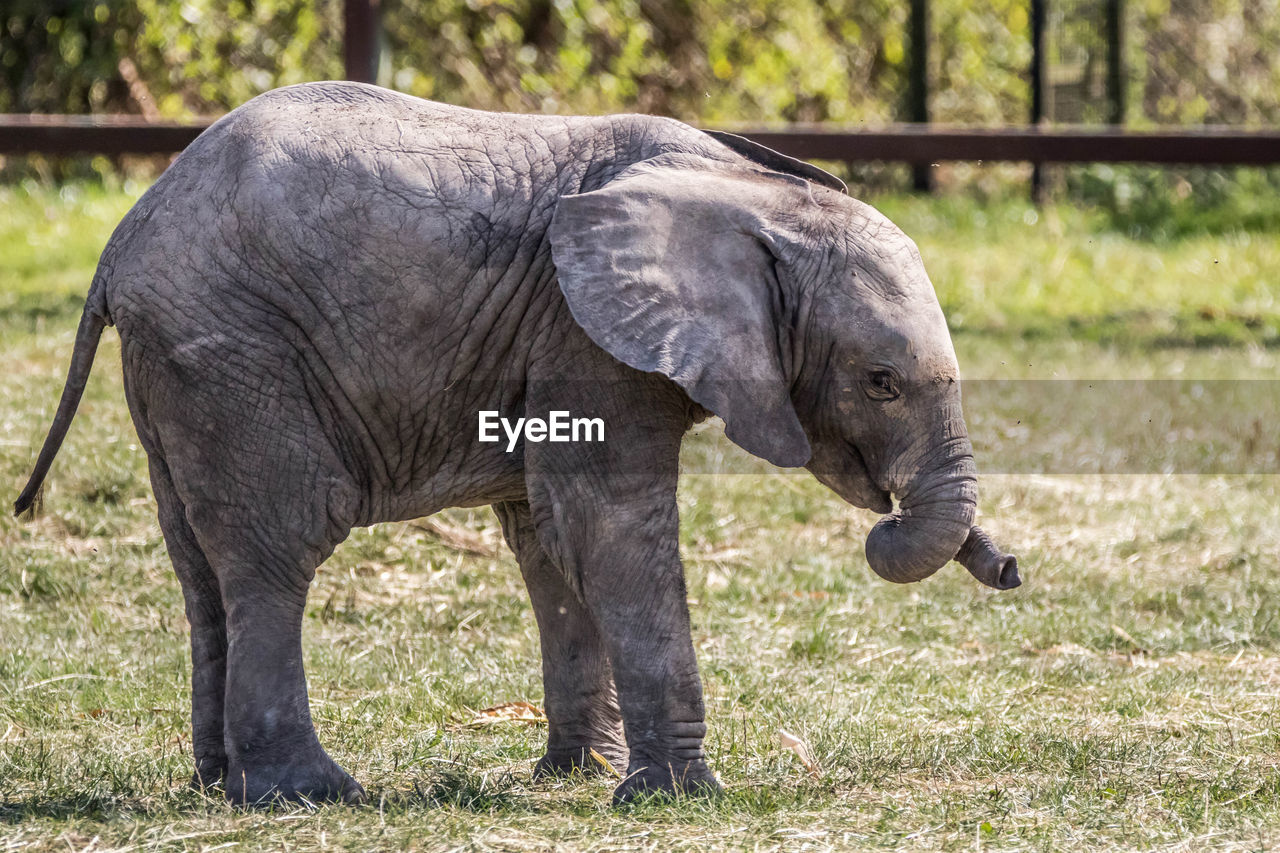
849,442 -> 893,513
809,441 -> 892,513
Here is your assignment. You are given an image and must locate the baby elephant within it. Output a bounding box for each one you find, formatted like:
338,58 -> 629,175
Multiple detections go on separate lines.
17,82 -> 1019,805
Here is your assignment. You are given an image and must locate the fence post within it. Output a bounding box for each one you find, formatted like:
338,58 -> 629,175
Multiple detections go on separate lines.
1105,0 -> 1125,125
344,0 -> 381,84
1029,0 -> 1047,202
908,0 -> 933,192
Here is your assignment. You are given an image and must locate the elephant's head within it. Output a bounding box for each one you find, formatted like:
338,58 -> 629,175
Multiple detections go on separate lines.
549,145 -> 1018,589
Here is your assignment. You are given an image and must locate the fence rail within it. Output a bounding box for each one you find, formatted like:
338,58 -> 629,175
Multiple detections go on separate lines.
728,125 -> 1280,166
3,113 -> 1278,167
0,114 -> 208,156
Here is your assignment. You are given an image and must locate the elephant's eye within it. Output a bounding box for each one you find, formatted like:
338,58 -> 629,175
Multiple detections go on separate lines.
865,369 -> 900,401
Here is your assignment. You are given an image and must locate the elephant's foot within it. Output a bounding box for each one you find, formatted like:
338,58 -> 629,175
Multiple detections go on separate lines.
225,748 -> 364,807
188,753 -> 228,793
534,743 -> 629,780
612,757 -> 722,804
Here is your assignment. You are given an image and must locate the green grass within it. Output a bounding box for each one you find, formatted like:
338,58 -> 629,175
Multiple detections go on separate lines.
874,193 -> 1280,349
2,181 -> 1279,850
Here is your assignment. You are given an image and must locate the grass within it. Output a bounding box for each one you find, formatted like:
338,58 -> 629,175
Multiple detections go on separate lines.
875,193 -> 1280,349
2,180 -> 1279,850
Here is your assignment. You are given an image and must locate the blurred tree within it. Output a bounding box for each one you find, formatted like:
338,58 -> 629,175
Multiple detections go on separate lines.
1,0 -> 1276,126
379,0 -> 910,123
1,0 -> 342,116
2,0 -> 138,113
1134,0 -> 1280,126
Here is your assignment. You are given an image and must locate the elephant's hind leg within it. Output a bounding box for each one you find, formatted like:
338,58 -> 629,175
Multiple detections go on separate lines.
156,415 -> 364,806
148,453 -> 228,791
494,500 -> 628,779
216,571 -> 363,806
189,492 -> 363,807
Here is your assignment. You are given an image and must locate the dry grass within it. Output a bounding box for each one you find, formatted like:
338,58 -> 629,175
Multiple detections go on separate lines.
1,182 -> 1279,850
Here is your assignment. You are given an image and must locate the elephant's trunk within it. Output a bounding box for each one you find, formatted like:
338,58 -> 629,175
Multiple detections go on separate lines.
864,431 -> 977,584
955,526 -> 1021,589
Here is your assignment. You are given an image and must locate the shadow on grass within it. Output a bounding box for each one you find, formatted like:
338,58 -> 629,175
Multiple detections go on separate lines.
376,766 -> 826,818
402,766 -> 525,811
0,788 -> 227,823
0,763 -> 539,824
0,774 -> 842,829
0,778 -> 529,823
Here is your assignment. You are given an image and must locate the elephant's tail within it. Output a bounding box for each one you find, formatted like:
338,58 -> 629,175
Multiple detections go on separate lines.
14,287 -> 111,518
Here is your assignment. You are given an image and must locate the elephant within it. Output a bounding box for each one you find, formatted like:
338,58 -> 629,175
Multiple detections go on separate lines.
15,81 -> 1020,806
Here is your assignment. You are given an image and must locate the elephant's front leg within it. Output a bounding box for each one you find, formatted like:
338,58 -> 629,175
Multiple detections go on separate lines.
525,385 -> 721,802
494,500 -> 627,778
575,493 -> 721,802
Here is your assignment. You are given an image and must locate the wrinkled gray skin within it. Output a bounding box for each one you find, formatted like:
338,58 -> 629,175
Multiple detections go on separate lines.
16,82 -> 1019,806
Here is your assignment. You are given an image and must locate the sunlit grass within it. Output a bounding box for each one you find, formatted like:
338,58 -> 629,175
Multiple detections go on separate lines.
2,182 -> 1278,849
871,193 -> 1280,348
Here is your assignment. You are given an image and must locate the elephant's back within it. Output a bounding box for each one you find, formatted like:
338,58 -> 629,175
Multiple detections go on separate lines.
184,82 -> 584,255
107,84 -> 584,337
206,82 -> 591,219
103,82 -> 717,324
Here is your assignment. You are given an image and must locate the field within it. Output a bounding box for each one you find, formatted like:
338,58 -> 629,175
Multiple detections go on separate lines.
2,181 -> 1279,851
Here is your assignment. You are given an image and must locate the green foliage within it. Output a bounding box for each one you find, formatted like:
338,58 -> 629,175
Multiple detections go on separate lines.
380,0 -> 908,123
1129,0 -> 1280,125
1035,0 -> 1280,126
365,0 -> 1030,125
931,0 -> 1031,123
869,188 -> 1280,347
5,0 -> 1276,128
1,0 -> 342,116
0,179 -> 143,327
126,0 -> 342,116
2,1 -> 130,114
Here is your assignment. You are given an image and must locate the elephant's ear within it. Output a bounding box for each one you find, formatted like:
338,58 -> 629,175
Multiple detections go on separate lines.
704,130 -> 848,194
548,156 -> 812,468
